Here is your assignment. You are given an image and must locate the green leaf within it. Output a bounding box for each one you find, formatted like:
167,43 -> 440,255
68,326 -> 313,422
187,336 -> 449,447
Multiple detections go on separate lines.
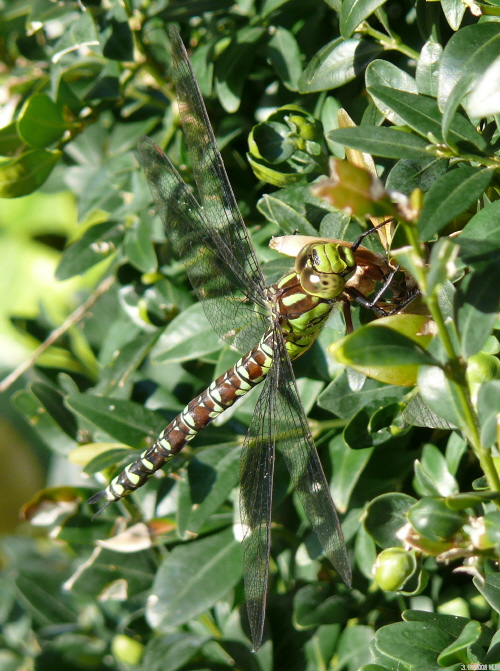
367,85 -> 486,151
146,527 -> 243,629
336,625 -> 375,671
56,221 -> 126,280
52,10 -> 100,61
293,583 -> 350,628
151,303 -> 222,364
0,148 -> 61,197
330,323 -> 435,387
417,366 -> 464,428
267,27 -> 302,90
385,157 -> 447,196
30,383 -> 78,439
327,126 -> 430,159
478,381 -> 500,448
0,121 -> 24,156
215,27 -> 266,112
372,621 -> 454,669
257,192 -> 318,235
456,264 -> 500,359
416,40 -> 442,97
440,0 -> 466,31
467,54 -> 500,117
319,373 -> 407,421
474,573 -> 500,615
457,200 -> 500,266
143,634 -> 208,671
17,93 -> 67,148
177,444 -> 240,537
66,393 -> 166,447
417,167 -> 493,240
416,444 -> 458,497
438,621 -> 482,666
299,38 -> 382,93
438,22 -> 500,109
124,218 -> 157,274
364,493 -> 417,548
366,60 -> 417,125
340,0 -> 388,39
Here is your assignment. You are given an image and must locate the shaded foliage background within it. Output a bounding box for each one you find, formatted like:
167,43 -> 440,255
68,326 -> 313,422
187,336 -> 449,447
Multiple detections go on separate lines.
1,0 -> 500,669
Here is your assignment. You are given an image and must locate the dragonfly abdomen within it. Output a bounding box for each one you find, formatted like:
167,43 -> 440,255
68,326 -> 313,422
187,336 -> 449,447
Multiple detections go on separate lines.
88,332 -> 275,508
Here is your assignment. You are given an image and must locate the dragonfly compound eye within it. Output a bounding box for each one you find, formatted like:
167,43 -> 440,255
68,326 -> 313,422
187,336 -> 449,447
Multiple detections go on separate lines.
299,266 -> 346,298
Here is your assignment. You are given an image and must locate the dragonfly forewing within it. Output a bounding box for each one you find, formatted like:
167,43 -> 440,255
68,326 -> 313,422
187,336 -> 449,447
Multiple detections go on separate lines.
137,137 -> 268,353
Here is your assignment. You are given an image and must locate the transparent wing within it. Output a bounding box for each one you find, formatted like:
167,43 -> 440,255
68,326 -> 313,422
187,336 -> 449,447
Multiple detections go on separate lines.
138,139 -> 267,352
137,26 -> 269,352
239,325 -> 351,650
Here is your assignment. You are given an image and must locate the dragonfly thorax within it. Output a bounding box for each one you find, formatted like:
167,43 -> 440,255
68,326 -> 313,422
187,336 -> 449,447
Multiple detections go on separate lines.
295,242 -> 356,299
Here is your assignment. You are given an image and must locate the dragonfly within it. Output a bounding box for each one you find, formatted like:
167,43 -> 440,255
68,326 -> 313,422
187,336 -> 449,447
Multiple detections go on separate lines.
89,26 -> 406,650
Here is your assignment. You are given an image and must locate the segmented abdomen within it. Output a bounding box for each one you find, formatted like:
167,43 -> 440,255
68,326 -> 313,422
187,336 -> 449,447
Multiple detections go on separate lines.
88,331 -> 274,507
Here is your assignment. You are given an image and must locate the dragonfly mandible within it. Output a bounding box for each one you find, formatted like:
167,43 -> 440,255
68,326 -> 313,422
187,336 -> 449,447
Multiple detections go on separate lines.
89,26 -> 402,650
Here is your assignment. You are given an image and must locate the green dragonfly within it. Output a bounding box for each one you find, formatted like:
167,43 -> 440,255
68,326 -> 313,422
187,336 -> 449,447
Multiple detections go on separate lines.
89,26 -> 407,649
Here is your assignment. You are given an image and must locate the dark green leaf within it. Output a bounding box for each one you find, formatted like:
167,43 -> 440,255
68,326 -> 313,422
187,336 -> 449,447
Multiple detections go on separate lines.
364,493 -> 417,548
340,0 -> 388,39
368,85 -> 486,151
143,634 -> 208,671
66,392 -> 165,447
456,264 -> 500,358
177,444 -> 240,537
151,303 -> 223,364
56,221 -> 126,280
366,60 -> 417,125
293,583 -> 350,627
0,148 -> 61,197
146,527 -> 243,629
30,383 -> 78,439
328,126 -> 430,159
299,38 -> 382,93
215,27 -> 266,112
385,157 -> 447,195
418,167 -> 493,240
438,23 -> 500,109
267,27 -> 302,90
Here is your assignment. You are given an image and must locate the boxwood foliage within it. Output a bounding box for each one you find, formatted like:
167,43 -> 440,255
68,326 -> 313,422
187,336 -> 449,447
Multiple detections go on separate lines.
1,0 -> 500,669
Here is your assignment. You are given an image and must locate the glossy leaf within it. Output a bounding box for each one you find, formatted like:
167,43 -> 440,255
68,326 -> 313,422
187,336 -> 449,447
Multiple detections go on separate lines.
66,392 -> 166,447
17,93 -> 67,148
151,303 -> 223,364
327,126 -> 430,159
366,60 -> 417,125
417,366 -> 464,428
416,40 -> 442,97
456,265 -> 500,359
418,167 -> 493,240
177,444 -> 240,537
340,0 -> 388,39
299,38 -> 382,93
146,527 -> 243,629
267,27 -> 302,90
0,149 -> 61,197
368,85 -> 486,151
330,320 -> 435,387
438,22 -> 500,110
365,493 -> 416,548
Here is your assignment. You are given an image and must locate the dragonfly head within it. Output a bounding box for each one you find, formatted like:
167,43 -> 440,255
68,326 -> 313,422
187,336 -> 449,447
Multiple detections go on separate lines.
295,242 -> 356,299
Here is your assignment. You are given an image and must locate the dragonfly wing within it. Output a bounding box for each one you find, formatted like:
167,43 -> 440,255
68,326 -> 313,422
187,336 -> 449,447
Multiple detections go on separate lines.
272,326 -> 352,587
138,138 -> 268,353
168,27 -> 266,310
239,375 -> 274,651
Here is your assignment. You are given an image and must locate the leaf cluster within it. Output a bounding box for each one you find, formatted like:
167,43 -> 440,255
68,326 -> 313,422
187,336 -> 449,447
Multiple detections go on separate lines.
1,0 -> 500,670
